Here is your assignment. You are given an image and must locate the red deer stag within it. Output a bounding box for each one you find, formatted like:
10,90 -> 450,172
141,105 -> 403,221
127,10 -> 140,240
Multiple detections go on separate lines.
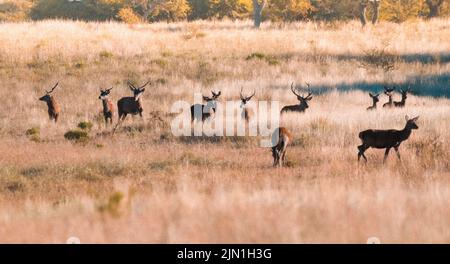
357,115 -> 419,163
117,81 -> 149,121
281,82 -> 312,114
366,93 -> 380,110
39,82 -> 61,122
239,87 -> 256,122
98,87 -> 114,126
382,86 -> 396,108
190,90 -> 221,122
271,127 -> 293,167
394,86 -> 410,108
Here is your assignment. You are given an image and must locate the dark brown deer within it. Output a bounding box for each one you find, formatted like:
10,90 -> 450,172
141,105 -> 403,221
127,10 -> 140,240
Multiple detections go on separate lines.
98,87 -> 114,126
366,93 -> 380,110
190,90 -> 221,122
239,87 -> 256,122
394,87 -> 410,108
117,81 -> 149,121
39,82 -> 61,122
271,127 -> 293,167
281,82 -> 312,114
357,115 -> 419,163
382,86 -> 396,108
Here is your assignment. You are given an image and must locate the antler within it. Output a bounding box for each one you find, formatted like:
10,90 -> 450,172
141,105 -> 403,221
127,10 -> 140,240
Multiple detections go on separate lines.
211,90 -> 221,97
291,82 -> 300,97
46,82 -> 59,94
247,89 -> 256,100
139,81 -> 150,89
127,81 -> 137,90
240,87 -> 244,100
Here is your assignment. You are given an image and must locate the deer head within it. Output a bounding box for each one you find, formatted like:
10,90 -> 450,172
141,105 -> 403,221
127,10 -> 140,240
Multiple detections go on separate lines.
400,86 -> 410,100
405,115 -> 419,130
240,87 -> 255,107
99,87 -> 113,100
384,86 -> 395,96
291,82 -> 313,108
39,82 -> 59,102
369,92 -> 380,103
127,81 -> 149,101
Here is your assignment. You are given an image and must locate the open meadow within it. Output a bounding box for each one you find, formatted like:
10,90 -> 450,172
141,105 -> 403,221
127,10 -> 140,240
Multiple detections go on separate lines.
0,19 -> 449,243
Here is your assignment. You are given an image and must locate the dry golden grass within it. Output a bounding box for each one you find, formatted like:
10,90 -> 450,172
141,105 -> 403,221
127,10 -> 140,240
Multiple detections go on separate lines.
0,19 -> 449,243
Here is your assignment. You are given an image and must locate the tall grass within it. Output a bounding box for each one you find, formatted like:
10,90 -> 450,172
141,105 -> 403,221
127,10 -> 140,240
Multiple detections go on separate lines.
0,19 -> 449,243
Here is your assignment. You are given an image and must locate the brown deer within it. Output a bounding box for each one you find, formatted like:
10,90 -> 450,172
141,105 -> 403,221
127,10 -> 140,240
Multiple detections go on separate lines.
271,127 -> 292,167
366,93 -> 380,110
190,90 -> 221,122
394,87 -> 410,108
382,86 -> 396,108
281,82 -> 313,114
98,87 -> 114,126
239,87 -> 256,122
357,115 -> 419,163
39,82 -> 61,122
117,81 -> 149,121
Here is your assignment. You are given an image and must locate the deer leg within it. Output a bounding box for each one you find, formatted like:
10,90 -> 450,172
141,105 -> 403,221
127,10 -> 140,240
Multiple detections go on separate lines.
383,147 -> 391,163
394,146 -> 401,160
358,144 -> 368,162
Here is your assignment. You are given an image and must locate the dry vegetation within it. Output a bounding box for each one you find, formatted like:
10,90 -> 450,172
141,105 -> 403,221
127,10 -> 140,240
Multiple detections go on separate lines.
0,19 -> 449,243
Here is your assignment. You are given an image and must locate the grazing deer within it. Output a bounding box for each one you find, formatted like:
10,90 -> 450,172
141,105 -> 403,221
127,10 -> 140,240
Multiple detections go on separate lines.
281,82 -> 313,114
382,86 -> 396,108
357,115 -> 419,163
117,81 -> 149,122
190,90 -> 221,122
98,87 -> 114,126
366,93 -> 380,110
394,87 -> 410,108
39,82 -> 61,122
239,87 -> 256,122
271,127 -> 293,167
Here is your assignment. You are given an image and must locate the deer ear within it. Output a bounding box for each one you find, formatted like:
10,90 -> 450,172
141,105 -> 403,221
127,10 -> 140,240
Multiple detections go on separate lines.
412,116 -> 419,121
369,93 -> 374,97
203,96 -> 209,101
405,115 -> 409,121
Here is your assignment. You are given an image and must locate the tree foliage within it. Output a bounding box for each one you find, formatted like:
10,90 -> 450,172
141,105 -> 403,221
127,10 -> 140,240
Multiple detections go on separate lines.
265,0 -> 314,22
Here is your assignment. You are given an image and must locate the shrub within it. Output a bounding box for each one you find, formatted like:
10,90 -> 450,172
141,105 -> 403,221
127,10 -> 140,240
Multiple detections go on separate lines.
64,130 -> 89,142
118,7 -> 141,24
77,121 -> 93,131
25,127 -> 40,142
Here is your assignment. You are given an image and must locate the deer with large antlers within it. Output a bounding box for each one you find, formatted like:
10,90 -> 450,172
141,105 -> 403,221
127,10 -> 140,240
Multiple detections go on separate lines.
271,127 -> 292,167
394,86 -> 410,108
382,86 -> 396,108
190,90 -> 222,122
39,82 -> 61,122
357,115 -> 419,163
281,82 -> 313,114
98,87 -> 114,126
117,81 -> 149,122
239,87 -> 256,122
366,92 -> 380,110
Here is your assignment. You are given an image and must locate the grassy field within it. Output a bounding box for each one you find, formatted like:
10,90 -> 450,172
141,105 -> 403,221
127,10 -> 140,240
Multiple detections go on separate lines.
0,19 -> 449,243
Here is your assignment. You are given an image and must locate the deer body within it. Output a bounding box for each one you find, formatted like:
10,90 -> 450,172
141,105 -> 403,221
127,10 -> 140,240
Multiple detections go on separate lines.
357,116 -> 419,162
382,86 -> 395,108
99,88 -> 114,125
39,82 -> 60,122
394,88 -> 410,108
271,127 -> 292,167
191,90 -> 221,122
366,93 -> 380,110
117,81 -> 149,121
281,83 -> 312,114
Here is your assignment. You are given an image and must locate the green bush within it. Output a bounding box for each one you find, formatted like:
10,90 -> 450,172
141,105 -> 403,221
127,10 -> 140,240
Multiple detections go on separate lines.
64,130 -> 89,142
77,121 -> 93,131
25,127 -> 40,142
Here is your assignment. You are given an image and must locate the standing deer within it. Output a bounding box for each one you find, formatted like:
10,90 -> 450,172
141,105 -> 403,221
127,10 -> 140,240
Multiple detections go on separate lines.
98,87 -> 114,126
190,90 -> 221,122
382,86 -> 396,108
117,81 -> 149,122
394,87 -> 410,108
271,127 -> 293,167
357,115 -> 419,163
39,82 -> 61,122
366,93 -> 380,110
239,87 -> 256,122
281,82 -> 313,114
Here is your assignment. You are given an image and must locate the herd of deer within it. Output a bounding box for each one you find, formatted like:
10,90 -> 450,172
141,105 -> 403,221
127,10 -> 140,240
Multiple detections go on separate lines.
38,82 -> 419,167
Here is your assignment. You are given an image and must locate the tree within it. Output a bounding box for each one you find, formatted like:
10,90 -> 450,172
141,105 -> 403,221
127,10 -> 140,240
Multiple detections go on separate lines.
130,0 -> 190,22
188,0 -> 210,19
265,0 -> 314,22
426,0 -> 445,18
359,0 -> 380,26
379,0 -> 424,23
253,0 -> 266,27
310,0 -> 359,21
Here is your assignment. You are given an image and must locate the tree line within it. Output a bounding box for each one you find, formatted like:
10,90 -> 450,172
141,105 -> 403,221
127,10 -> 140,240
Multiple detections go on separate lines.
1,0 -> 449,26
